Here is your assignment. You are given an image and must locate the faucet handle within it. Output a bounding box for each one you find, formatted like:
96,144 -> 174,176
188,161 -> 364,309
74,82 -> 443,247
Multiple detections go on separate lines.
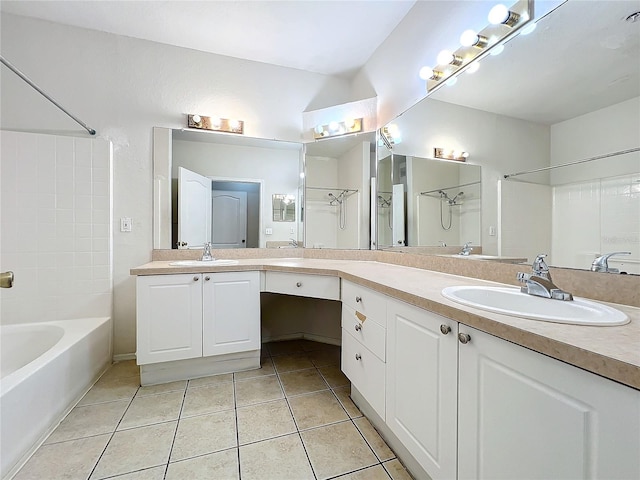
532,254 -> 549,273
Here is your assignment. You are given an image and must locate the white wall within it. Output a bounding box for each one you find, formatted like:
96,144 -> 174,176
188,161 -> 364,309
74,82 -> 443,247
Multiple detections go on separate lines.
0,13 -> 352,355
0,131 -> 112,324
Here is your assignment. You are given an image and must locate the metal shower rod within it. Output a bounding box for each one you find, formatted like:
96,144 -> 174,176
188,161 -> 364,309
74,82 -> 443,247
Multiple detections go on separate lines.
0,55 -> 96,136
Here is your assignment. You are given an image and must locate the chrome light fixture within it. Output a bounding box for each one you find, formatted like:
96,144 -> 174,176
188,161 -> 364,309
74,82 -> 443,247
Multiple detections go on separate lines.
188,114 -> 244,134
313,117 -> 363,140
434,148 -> 469,162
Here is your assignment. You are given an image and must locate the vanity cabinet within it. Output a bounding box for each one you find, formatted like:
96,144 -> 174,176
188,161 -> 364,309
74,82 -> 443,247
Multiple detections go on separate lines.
264,271 -> 340,300
386,299 -> 458,480
457,325 -> 640,480
137,271 -> 260,365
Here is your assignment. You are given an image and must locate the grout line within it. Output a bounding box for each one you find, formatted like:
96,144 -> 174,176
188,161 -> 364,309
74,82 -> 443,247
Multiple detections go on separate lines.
232,371 -> 242,480
162,379 -> 189,480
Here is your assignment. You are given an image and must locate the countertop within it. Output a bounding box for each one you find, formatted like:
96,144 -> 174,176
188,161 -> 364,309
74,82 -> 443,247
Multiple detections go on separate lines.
131,258 -> 640,390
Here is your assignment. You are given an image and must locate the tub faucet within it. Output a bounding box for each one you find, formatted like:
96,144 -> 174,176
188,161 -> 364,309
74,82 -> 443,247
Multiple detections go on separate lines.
517,254 -> 573,301
1,271 -> 14,288
459,242 -> 473,256
591,252 -> 631,273
201,242 -> 213,262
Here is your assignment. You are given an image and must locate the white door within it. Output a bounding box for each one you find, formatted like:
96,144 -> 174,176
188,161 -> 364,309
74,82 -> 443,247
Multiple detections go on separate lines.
392,183 -> 405,246
212,190 -> 247,248
178,167 -> 212,248
202,271 -> 260,356
386,300 -> 458,480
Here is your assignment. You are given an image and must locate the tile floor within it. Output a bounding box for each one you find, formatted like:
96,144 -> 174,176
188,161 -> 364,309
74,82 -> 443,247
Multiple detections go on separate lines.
14,340 -> 413,480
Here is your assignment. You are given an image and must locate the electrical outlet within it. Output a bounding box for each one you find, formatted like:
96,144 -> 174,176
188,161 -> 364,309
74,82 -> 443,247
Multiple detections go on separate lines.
121,217 -> 132,232
265,228 -> 273,235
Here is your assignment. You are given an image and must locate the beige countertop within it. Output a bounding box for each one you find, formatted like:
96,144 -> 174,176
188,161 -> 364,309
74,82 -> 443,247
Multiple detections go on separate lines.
131,258 -> 640,390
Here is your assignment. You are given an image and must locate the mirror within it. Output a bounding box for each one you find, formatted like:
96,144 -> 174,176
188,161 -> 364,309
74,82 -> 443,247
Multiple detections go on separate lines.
304,132 -> 375,249
379,0 -> 640,273
272,194 -> 296,222
153,128 -> 303,249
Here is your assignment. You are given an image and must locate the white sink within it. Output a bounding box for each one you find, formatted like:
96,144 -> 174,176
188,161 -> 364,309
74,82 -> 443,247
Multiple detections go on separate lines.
169,259 -> 239,266
441,286 -> 629,326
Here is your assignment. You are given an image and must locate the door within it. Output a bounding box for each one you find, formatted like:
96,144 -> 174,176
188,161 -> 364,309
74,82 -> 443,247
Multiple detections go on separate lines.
212,190 -> 247,248
392,183 -> 405,246
202,271 -> 260,356
178,167 -> 212,248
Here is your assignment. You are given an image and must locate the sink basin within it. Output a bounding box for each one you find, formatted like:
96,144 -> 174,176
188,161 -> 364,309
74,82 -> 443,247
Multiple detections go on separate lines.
169,259 -> 239,267
441,286 -> 629,326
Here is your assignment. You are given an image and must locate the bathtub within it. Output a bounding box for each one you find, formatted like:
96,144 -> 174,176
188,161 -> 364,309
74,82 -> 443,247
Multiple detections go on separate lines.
0,318 -> 112,479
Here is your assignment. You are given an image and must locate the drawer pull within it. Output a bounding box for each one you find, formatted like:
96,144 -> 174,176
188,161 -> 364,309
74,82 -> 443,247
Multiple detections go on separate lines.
355,296 -> 362,303
296,282 -> 302,287
458,333 -> 471,344
193,276 -> 199,281
205,276 -> 210,281
355,324 -> 362,332
440,324 -> 451,335
355,353 -> 362,361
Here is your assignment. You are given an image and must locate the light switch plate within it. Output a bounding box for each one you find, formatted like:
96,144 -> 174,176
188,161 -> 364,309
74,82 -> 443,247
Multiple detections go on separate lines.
265,228 -> 273,235
121,217 -> 132,232
489,225 -> 496,236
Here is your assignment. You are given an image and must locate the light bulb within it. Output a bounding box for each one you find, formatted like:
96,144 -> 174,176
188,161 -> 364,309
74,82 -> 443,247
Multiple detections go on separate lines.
228,119 -> 240,130
437,50 -> 454,65
314,125 -> 324,135
299,172 -> 305,179
387,124 -> 400,137
460,30 -> 479,47
211,117 -> 221,128
192,114 -> 201,124
490,44 -> 505,56
419,66 -> 434,80
461,152 -> 470,158
466,62 -> 480,74
329,121 -> 339,132
488,4 -> 509,25
520,22 -> 537,35
345,118 -> 355,128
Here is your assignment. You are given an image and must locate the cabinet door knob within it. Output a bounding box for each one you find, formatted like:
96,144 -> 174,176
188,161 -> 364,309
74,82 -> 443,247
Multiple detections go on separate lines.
355,353 -> 362,361
204,276 -> 210,281
458,333 -> 471,344
440,324 -> 451,335
296,282 -> 302,287
355,296 -> 362,303
193,276 -> 199,281
355,323 -> 362,332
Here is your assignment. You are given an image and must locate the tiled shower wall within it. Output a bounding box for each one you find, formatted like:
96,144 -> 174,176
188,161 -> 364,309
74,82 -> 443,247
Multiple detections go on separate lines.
0,131 -> 113,324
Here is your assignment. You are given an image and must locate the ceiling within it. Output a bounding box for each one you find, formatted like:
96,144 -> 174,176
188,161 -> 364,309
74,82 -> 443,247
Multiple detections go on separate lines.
0,0 -> 416,77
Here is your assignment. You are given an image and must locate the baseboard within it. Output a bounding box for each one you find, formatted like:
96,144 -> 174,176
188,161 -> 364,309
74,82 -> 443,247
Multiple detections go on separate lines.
113,353 -> 136,362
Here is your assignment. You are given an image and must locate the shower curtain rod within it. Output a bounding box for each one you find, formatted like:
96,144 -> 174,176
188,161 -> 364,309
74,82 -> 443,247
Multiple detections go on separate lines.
503,147 -> 639,179
0,55 -> 96,136
420,180 -> 480,196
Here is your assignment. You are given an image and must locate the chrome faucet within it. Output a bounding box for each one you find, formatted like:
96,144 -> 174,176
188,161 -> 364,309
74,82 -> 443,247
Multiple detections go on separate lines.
201,242 -> 213,261
289,238 -> 299,248
591,252 -> 631,273
517,254 -> 573,301
459,242 -> 473,256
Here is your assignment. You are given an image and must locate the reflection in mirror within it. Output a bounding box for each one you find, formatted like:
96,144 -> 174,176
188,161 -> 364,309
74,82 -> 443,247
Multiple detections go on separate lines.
304,132 -> 375,249
153,127 -> 303,249
380,0 -> 640,272
272,194 -> 296,222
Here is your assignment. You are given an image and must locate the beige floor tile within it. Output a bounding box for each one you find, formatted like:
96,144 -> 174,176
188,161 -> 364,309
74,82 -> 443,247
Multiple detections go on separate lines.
288,390 -> 348,430
137,380 -> 186,397
91,421 -> 176,479
14,434 -> 110,480
319,365 -> 351,388
188,373 -> 233,389
170,410 -> 237,461
308,347 -> 341,367
335,464 -> 392,480
354,417 -> 395,461
300,339 -> 331,352
234,360 -> 275,380
100,360 -> 140,381
45,400 -> 129,444
118,391 -> 184,430
333,386 -> 363,419
279,369 -> 329,396
302,421 -> 378,480
181,382 -> 234,417
267,340 -> 306,356
105,466 -> 166,480
166,449 -> 239,480
235,375 -> 284,406
239,433 -> 314,480
272,353 -> 315,373
237,399 -> 296,445
78,375 -> 140,406
383,459 -> 414,480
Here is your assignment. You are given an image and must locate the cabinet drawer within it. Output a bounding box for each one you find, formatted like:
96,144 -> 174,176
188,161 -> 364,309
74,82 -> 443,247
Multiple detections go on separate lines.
265,271 -> 340,300
342,305 -> 385,362
341,329 -> 385,420
341,280 -> 387,326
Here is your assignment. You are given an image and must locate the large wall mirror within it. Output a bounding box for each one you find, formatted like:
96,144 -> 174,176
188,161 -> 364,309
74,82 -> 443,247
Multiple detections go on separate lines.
304,132 -> 375,249
378,0 -> 640,273
153,128 -> 303,249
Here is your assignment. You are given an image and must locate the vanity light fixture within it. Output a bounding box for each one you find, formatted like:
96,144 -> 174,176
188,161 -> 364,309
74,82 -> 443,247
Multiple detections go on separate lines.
187,114 -> 244,134
460,30 -> 489,49
313,117 -> 363,140
434,148 -> 469,162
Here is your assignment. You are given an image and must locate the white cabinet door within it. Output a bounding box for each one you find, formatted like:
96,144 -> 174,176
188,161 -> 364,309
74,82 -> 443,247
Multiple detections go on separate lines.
386,300 -> 458,480
136,274 -> 203,364
202,271 -> 260,356
458,325 -> 640,480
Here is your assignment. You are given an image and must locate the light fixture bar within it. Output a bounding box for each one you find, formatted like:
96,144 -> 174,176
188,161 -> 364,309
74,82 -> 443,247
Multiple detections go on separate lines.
434,148 -> 469,162
313,118 -> 363,140
188,114 -> 244,134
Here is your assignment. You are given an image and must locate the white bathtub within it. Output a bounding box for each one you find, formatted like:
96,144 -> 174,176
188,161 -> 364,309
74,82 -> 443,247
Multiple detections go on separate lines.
0,318 -> 113,479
